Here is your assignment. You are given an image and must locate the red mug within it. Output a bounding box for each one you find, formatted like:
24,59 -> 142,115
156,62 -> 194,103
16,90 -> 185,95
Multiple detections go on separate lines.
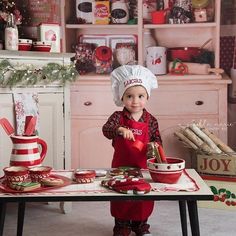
151,10 -> 166,24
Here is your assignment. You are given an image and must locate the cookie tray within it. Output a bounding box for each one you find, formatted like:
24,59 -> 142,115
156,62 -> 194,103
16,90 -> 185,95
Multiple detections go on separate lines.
0,174 -> 72,193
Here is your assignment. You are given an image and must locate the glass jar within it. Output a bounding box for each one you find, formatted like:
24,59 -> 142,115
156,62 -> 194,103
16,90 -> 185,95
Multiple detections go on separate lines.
115,43 -> 137,66
192,0 -> 215,23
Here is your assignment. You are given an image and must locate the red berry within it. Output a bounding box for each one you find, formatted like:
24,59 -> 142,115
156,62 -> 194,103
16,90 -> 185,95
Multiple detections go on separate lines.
220,196 -> 226,202
213,195 -> 219,201
225,200 -> 231,206
231,201 -> 236,206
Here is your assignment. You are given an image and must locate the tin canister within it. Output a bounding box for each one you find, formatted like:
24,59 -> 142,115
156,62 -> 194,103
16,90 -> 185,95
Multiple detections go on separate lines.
111,0 -> 129,24
76,0 -> 94,24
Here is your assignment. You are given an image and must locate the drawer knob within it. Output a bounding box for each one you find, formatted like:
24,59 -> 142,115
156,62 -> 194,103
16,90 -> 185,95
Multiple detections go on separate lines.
84,101 -> 92,106
195,100 -> 204,106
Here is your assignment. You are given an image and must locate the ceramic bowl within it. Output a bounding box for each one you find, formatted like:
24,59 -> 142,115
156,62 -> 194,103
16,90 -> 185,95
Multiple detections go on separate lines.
32,41 -> 51,52
4,166 -> 29,184
29,166 -> 52,182
74,170 -> 96,184
18,39 -> 32,51
147,157 -> 185,184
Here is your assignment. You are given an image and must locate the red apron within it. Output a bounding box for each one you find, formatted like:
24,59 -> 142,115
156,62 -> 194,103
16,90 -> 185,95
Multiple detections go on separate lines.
111,113 -> 154,221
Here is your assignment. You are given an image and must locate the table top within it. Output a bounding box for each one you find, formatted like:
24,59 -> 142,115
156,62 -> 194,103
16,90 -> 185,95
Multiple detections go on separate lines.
0,169 -> 213,203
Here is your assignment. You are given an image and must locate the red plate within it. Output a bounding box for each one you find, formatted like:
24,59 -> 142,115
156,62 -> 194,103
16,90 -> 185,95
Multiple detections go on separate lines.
0,174 -> 72,193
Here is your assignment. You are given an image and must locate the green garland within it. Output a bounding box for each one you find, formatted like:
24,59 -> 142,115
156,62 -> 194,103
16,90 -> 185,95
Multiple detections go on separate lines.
0,59 -> 79,88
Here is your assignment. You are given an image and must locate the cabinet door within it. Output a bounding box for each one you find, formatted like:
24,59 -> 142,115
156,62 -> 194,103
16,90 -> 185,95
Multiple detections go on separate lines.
0,92 -> 64,176
71,119 -> 113,169
38,93 -> 64,169
0,94 -> 15,175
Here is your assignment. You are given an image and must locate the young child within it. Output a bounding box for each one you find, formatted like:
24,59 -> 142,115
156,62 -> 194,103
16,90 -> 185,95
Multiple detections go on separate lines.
102,65 -> 162,236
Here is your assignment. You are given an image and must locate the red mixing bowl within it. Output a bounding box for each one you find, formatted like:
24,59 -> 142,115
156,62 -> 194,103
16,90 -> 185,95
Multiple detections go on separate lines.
147,157 -> 185,184
167,47 -> 202,62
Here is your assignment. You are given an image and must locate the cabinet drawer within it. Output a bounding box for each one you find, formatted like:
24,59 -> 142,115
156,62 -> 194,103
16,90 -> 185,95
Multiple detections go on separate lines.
147,90 -> 219,115
71,90 -> 118,116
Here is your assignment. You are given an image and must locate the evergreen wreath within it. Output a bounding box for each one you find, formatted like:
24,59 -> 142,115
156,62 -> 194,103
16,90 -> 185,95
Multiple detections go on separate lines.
0,59 -> 79,88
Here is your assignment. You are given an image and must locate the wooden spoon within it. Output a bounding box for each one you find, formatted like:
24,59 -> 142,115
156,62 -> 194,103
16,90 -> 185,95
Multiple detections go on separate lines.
0,118 -> 14,135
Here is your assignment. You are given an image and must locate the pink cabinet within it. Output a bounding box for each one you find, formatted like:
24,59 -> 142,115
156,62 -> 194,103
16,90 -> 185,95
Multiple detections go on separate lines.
70,75 -> 230,169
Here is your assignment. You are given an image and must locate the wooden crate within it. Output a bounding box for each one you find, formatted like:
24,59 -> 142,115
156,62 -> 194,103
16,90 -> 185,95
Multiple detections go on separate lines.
193,153 -> 236,176
198,175 -> 236,211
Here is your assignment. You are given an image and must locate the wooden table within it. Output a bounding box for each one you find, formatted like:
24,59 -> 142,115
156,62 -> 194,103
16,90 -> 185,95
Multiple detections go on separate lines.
0,169 -> 213,236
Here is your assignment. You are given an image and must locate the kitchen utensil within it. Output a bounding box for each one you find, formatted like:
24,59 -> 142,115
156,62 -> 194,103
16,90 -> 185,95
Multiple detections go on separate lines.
10,135 -> 47,167
157,145 -> 167,163
147,157 -> 185,184
24,116 -> 37,136
0,118 -> 14,135
168,62 -> 224,75
199,38 -> 212,49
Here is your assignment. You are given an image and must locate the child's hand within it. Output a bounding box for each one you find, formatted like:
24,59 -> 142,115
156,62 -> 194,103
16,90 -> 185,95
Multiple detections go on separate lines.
117,127 -> 135,141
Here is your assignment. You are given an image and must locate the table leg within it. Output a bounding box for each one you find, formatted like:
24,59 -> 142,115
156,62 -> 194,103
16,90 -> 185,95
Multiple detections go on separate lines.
187,200 -> 200,236
0,203 -> 6,236
178,200 -> 188,236
17,202 -> 26,236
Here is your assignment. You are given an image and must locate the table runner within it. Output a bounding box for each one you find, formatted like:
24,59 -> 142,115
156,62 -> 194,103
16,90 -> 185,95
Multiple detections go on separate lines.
0,169 -> 199,196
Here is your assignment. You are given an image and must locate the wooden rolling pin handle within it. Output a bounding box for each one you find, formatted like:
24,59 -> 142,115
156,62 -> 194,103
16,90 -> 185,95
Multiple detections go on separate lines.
208,68 -> 224,75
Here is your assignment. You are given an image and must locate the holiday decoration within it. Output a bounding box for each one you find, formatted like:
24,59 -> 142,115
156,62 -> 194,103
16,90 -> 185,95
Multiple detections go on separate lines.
0,59 -> 79,87
0,0 -> 22,25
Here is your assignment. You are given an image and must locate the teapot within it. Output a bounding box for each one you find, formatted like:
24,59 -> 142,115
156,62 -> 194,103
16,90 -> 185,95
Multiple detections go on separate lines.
10,135 -> 47,167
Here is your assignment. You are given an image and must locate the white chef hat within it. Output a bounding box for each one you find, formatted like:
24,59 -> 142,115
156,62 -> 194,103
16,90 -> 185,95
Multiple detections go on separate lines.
111,65 -> 158,106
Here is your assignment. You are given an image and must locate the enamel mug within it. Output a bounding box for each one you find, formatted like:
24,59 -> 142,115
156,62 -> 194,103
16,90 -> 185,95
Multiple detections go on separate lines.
146,46 -> 167,75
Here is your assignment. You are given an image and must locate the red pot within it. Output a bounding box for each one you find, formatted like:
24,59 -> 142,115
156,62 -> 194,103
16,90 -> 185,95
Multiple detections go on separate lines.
167,47 -> 202,62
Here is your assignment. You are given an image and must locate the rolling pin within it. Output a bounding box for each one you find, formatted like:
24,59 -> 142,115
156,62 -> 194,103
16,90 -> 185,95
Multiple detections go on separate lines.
168,62 -> 224,75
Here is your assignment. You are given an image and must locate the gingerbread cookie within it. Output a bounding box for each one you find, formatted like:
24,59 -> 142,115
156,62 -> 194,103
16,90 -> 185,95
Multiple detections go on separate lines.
41,177 -> 64,186
109,169 -> 124,176
9,181 -> 41,191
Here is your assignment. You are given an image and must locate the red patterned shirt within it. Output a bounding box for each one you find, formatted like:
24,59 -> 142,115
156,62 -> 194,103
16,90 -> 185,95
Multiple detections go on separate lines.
102,108 -> 162,145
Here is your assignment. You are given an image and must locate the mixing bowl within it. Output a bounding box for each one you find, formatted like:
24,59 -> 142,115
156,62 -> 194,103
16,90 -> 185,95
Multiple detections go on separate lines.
147,157 -> 185,184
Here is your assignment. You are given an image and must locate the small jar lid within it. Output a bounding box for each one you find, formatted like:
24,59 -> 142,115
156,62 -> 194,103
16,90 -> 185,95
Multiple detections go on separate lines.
192,0 -> 209,9
94,46 -> 112,61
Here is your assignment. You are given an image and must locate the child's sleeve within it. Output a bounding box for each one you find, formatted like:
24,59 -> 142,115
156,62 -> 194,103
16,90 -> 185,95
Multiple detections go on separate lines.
149,115 -> 162,145
102,111 -> 121,139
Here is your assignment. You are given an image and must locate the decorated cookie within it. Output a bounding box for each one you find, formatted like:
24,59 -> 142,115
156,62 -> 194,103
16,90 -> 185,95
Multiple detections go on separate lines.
41,177 -> 64,186
109,169 -> 124,176
9,181 -> 41,192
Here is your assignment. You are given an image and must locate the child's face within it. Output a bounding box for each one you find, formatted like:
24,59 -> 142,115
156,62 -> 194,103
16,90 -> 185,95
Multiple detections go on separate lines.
122,86 -> 148,113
